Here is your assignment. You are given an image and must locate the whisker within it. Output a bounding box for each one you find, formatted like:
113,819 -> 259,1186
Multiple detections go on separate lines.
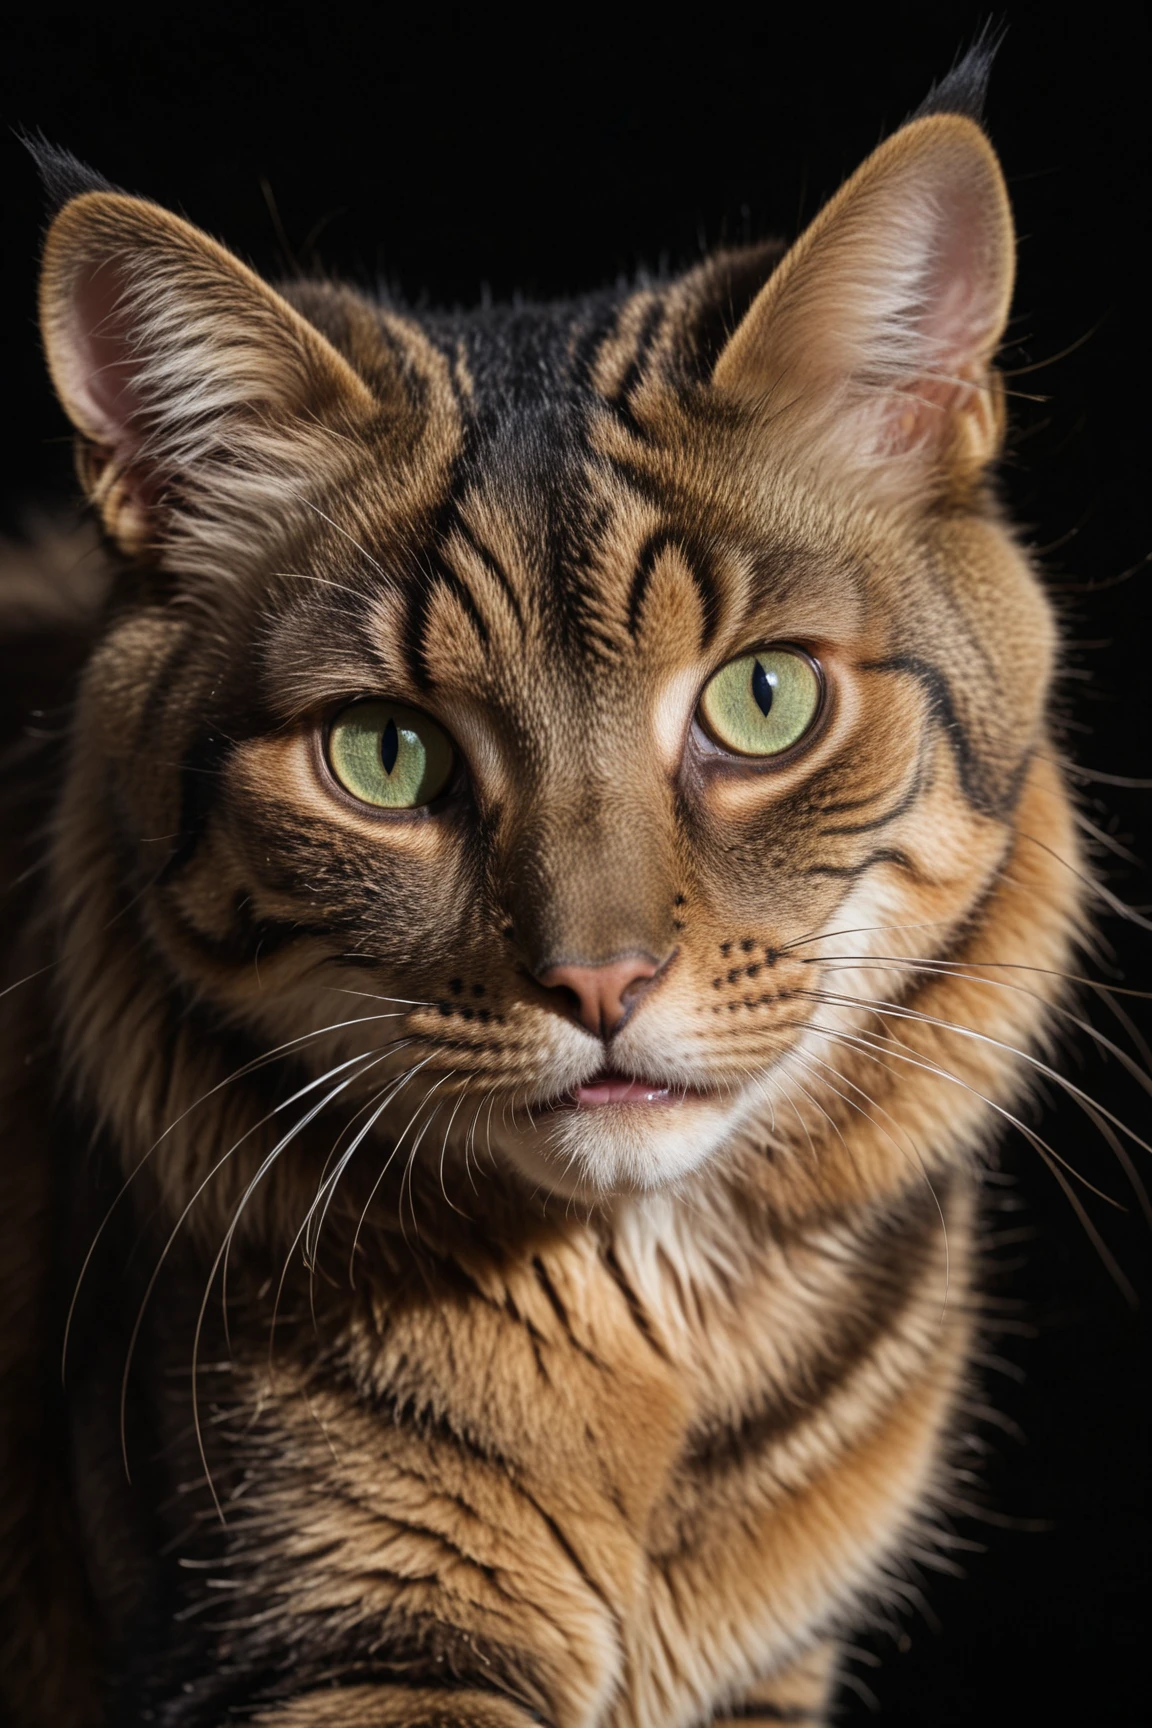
780,1082 -> 820,1167
347,1055 -> 442,1276
1059,762 -> 1152,790
778,1040 -> 952,1318
760,1060 -> 855,1171
275,570 -> 367,603
436,1087 -> 473,1218
804,943 -> 1152,1080
191,1044 -> 435,1467
253,1059 -> 414,1354
788,1009 -> 1121,1209
799,986 -> 1152,1165
121,1046 -> 386,1504
322,986 -> 435,1008
293,496 -> 389,579
1014,826 -> 1152,933
463,1088 -> 489,1194
1075,810 -> 1146,868
809,956 -> 1152,1099
267,1058 -> 432,1371
792,1016 -> 1137,1303
481,1089 -> 498,1175
399,1082 -> 454,1247
219,1039 -> 425,1346
776,916 -> 961,957
300,1048 -> 423,1273
64,1007 -> 415,1376
304,1062 -> 443,1327
801,949 -> 1152,1000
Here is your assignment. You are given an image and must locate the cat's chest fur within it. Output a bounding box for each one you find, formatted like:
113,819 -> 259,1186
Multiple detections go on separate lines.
94,1171 -> 966,1726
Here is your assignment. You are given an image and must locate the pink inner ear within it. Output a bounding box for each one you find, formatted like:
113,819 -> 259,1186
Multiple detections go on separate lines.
925,186 -> 998,367
67,256 -> 149,463
883,183 -> 1001,453
63,255 -> 167,519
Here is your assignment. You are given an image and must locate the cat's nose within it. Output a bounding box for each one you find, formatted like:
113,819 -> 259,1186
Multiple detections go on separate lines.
535,954 -> 664,1039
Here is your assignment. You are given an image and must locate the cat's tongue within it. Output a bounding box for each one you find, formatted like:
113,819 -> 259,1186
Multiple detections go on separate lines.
575,1075 -> 676,1106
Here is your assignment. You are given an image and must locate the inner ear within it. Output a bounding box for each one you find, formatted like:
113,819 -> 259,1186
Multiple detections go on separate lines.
878,171 -> 1008,456
60,257 -> 167,541
711,114 -> 1015,483
40,189 -> 379,558
66,257 -> 144,451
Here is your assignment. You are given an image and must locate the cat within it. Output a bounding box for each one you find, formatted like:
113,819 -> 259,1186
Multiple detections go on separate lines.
0,45 -> 1094,1727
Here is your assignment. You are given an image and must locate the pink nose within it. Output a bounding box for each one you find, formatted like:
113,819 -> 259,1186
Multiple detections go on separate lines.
536,955 -> 662,1039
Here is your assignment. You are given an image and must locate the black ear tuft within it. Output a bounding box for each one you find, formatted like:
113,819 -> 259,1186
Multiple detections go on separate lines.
17,131 -> 121,214
913,25 -> 1004,126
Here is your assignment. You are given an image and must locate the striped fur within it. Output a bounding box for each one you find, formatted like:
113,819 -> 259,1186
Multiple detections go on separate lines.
1,68 -> 1088,1728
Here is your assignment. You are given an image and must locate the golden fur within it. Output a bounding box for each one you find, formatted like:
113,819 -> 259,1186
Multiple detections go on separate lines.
0,90 -> 1088,1726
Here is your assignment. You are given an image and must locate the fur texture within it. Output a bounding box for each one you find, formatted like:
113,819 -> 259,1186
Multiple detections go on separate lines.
0,54 -> 1087,1727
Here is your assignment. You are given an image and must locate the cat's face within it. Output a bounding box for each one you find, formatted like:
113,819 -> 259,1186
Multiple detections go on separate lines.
39,113 -> 1056,1201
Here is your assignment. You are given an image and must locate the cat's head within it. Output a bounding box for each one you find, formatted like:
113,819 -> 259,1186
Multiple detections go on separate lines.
35,65 -> 1069,1214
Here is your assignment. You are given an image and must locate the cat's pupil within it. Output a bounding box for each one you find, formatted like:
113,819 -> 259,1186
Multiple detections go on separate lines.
381,717 -> 399,775
751,659 -> 774,717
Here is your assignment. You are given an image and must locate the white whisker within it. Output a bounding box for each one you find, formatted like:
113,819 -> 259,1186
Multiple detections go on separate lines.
347,1056 -> 442,1275
810,955 -> 1152,1100
795,1015 -> 1137,1305
776,1042 -> 952,1317
64,1007 -> 416,1376
800,987 -> 1152,1163
121,1045 -> 385,1505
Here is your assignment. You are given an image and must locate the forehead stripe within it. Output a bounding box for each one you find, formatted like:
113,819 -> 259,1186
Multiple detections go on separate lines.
626,529 -> 722,650
450,509 -> 527,635
405,549 -> 492,690
601,297 -> 665,443
570,299 -> 626,390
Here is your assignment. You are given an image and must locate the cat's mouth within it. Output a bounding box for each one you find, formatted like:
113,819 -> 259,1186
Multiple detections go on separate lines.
543,1071 -> 718,1110
493,1066 -> 747,1191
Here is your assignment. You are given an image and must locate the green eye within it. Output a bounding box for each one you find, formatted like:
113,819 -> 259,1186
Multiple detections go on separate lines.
698,647 -> 823,757
327,700 -> 455,809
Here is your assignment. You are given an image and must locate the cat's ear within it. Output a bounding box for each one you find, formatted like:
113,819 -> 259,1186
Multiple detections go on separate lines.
39,184 -> 378,558
711,112 -> 1014,491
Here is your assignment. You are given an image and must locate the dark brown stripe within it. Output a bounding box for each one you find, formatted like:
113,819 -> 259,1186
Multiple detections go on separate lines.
143,1609 -> 553,1725
531,1256 -> 606,1369
627,530 -> 672,638
601,1245 -> 671,1360
682,1177 -> 950,1473
859,654 -> 1026,819
450,511 -> 526,634
817,757 -> 928,838
509,1477 -> 619,1629
803,846 -> 924,883
602,296 -> 665,440
625,528 -> 722,649
404,546 -> 492,690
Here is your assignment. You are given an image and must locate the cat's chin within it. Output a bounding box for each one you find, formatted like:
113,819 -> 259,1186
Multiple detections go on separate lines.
482,1088 -> 750,1198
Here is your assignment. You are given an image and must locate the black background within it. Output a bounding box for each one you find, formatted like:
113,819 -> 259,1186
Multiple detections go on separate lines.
1,5 -> 1149,1723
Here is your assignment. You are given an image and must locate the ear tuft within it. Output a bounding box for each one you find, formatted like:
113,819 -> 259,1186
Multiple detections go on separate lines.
912,28 -> 1003,126
19,132 -> 120,215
